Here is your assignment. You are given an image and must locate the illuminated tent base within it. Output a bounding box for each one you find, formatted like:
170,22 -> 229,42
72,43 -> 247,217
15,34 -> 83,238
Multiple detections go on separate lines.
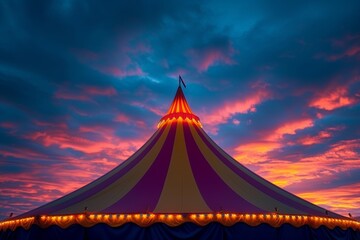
1,221 -> 360,240
1,213 -> 359,231
1,213 -> 359,240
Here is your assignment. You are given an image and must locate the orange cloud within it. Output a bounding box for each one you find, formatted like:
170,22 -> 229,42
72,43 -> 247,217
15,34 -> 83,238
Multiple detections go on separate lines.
298,130 -> 331,145
297,183 -> 360,217
267,118 -> 314,141
242,139 -> 360,188
309,86 -> 356,111
234,141 -> 281,164
297,127 -> 343,145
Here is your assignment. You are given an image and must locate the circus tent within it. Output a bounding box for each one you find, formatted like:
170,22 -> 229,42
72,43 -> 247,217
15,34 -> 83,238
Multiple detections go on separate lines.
1,83 -> 359,240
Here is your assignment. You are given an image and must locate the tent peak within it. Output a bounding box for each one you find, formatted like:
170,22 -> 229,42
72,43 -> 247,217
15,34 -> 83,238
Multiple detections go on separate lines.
157,86 -> 201,128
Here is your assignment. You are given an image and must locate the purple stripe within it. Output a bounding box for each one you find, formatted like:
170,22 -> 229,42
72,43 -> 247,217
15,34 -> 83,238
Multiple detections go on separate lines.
20,127 -> 166,217
194,126 -> 330,216
183,122 -> 263,213
103,122 -> 178,213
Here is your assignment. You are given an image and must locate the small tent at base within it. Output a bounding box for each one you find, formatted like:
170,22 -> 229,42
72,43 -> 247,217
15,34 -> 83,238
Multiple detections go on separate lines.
1,84 -> 359,240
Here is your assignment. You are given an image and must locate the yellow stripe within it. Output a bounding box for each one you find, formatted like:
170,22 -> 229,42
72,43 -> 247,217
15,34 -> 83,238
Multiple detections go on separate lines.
198,127 -> 324,213
180,99 -> 185,113
189,124 -> 304,214
56,124 -> 172,214
176,99 -> 180,113
171,100 -> 176,113
184,100 -> 191,113
154,120 -> 211,213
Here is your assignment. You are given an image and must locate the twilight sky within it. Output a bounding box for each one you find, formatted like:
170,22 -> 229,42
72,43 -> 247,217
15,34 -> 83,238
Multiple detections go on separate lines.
1,1 -> 360,219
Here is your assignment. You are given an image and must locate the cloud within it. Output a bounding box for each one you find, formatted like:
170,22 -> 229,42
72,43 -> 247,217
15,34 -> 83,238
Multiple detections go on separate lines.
297,182 -> 360,217
97,65 -> 145,78
83,86 -> 117,96
187,41 -> 237,72
267,118 -> 314,141
309,86 -> 357,111
296,127 -> 343,145
200,87 -> 271,134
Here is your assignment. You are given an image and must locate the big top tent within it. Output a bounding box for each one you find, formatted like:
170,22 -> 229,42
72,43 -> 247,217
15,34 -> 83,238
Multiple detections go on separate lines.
1,81 -> 359,240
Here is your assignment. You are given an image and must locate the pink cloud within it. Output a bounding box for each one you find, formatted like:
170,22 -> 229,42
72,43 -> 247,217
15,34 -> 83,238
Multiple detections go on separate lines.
309,86 -> 356,111
24,121 -> 150,157
0,154 -> 108,215
326,45 -> 360,61
233,116 -> 318,167
1,118 -> 154,217
83,86 -> 117,96
233,119 -> 314,166
298,130 -> 331,145
115,113 -> 131,124
267,118 -> 314,141
33,120 -> 68,130
198,49 -> 235,72
54,86 -> 117,102
54,89 -> 90,101
188,43 -> 237,72
317,34 -> 360,61
98,65 -> 145,78
200,88 -> 270,134
26,129 -> 116,154
297,127 -> 343,146
114,113 -> 147,128
331,34 -> 360,47
0,148 -> 52,161
0,122 -> 17,129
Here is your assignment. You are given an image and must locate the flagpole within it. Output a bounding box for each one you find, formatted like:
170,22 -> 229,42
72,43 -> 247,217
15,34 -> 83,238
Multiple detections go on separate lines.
179,75 -> 186,88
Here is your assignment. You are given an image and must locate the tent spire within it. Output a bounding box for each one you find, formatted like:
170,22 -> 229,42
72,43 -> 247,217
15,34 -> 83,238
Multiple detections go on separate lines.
157,80 -> 200,128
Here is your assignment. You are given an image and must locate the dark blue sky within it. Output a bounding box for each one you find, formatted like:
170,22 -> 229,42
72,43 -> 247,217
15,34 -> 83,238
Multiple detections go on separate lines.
1,0 -> 360,218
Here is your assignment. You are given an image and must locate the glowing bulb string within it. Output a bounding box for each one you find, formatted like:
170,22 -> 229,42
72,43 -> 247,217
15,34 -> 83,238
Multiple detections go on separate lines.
1,213 -> 359,231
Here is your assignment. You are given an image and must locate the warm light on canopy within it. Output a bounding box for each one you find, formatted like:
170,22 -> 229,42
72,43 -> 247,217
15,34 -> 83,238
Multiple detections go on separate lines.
1,213 -> 359,231
157,86 -> 201,128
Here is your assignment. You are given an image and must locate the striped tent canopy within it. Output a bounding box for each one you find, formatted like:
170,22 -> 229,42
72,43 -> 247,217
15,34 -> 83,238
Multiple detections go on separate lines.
1,84 -> 359,240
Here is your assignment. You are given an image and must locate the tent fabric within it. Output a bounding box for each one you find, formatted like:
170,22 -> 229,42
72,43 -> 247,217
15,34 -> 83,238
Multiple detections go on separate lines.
14,87 -> 342,218
1,222 -> 360,240
1,85 -> 359,239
